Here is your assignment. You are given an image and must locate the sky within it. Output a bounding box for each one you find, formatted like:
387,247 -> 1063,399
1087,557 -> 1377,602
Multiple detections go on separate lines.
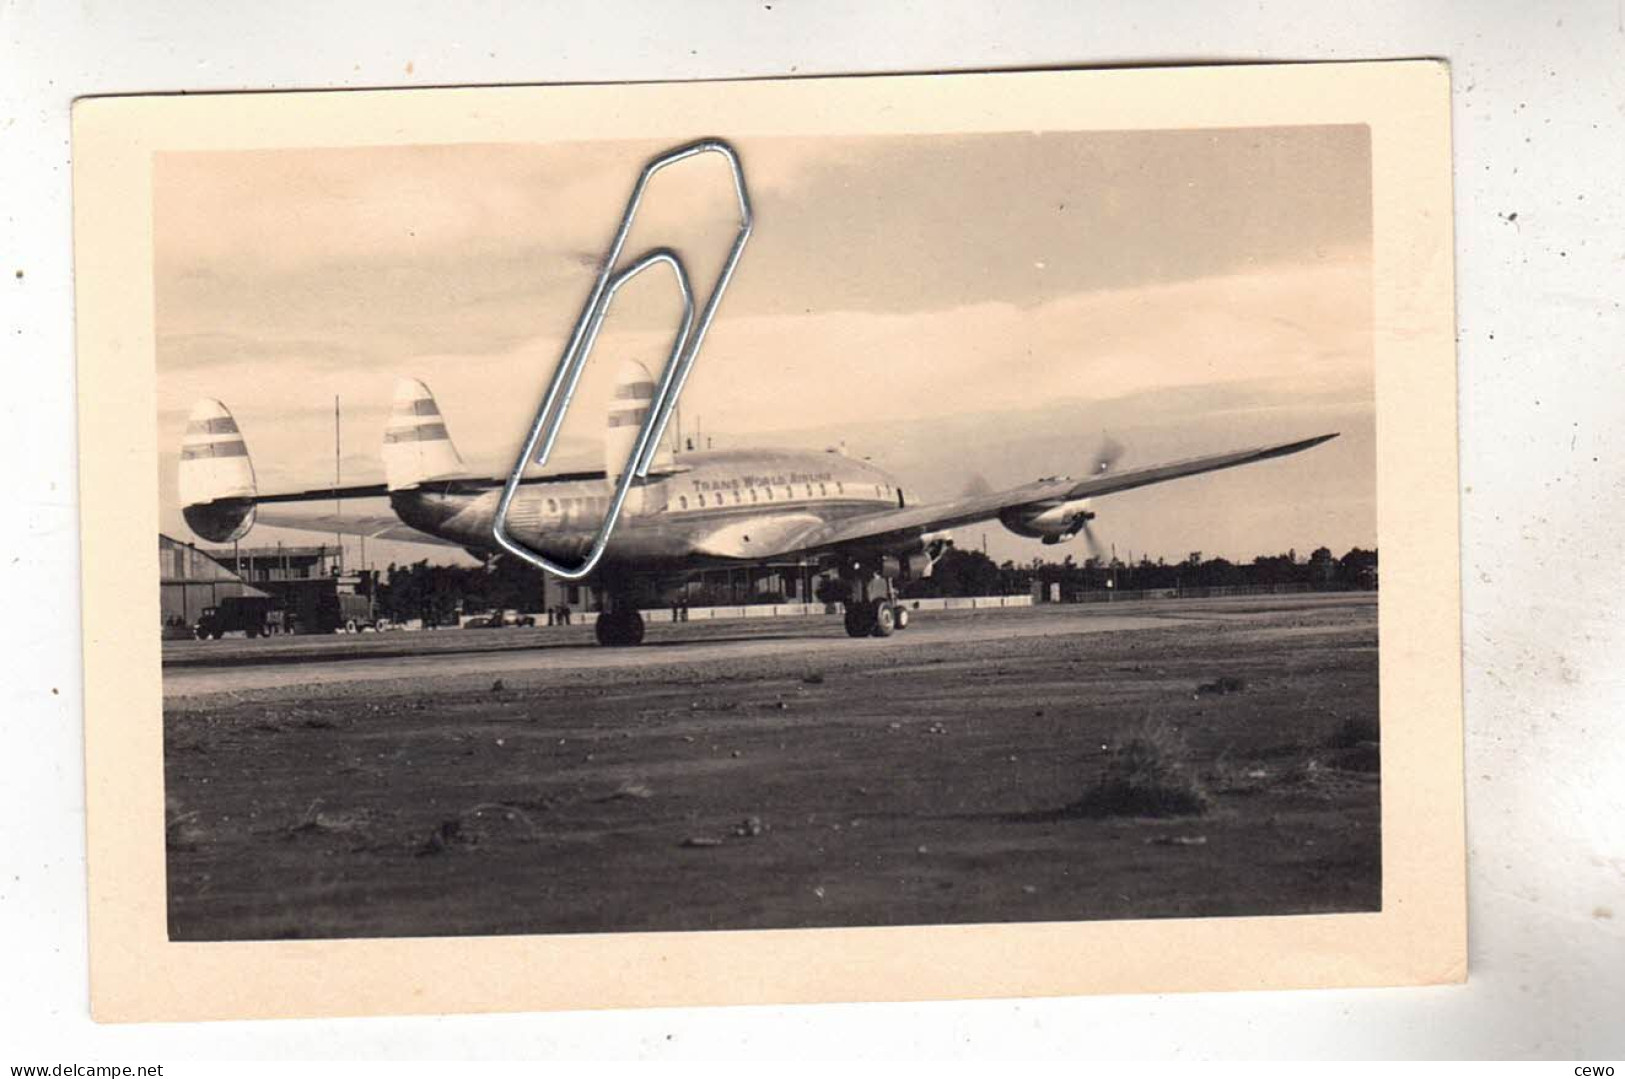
154,125 -> 1373,569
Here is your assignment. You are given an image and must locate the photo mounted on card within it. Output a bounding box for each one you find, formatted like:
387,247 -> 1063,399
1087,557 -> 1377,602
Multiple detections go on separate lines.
73,61 -> 1463,1021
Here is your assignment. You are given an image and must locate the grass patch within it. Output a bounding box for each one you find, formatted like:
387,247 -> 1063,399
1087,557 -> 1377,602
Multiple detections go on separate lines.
1195,675 -> 1247,696
1322,743 -> 1381,774
417,802 -> 540,855
1066,718 -> 1211,818
165,797 -> 204,851
1326,713 -> 1379,749
1203,751 -> 1274,796
282,799 -> 375,840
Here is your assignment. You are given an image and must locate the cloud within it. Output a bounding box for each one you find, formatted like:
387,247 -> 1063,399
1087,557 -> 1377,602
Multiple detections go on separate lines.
155,126 -> 1371,342
686,250 -> 1372,437
158,250 -> 1369,496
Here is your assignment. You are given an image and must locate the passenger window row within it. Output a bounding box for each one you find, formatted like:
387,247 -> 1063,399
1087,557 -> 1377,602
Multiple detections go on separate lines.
672,480 -> 888,511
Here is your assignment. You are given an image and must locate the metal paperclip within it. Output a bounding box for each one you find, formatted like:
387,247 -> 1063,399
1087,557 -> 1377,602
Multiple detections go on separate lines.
491,139 -> 754,579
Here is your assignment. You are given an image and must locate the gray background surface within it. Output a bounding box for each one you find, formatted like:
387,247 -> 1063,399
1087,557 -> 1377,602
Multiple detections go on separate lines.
2,0 -> 1621,1059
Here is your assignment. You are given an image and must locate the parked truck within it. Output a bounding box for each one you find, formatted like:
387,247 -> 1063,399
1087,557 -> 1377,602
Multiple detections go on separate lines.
332,591 -> 377,633
194,595 -> 277,639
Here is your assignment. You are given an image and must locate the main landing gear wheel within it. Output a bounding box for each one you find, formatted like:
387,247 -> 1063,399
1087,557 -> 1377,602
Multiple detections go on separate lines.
845,600 -> 902,638
594,608 -> 646,647
871,601 -> 896,637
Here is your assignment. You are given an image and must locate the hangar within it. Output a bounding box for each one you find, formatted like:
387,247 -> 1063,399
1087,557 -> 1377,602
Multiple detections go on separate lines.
158,534 -> 267,628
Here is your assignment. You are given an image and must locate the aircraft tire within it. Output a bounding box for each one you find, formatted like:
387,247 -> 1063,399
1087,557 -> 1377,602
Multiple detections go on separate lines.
843,603 -> 875,638
594,609 -> 646,647
894,605 -> 910,630
871,601 -> 896,637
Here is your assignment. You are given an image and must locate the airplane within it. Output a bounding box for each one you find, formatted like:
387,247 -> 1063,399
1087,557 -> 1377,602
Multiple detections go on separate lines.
179,361 -> 1338,646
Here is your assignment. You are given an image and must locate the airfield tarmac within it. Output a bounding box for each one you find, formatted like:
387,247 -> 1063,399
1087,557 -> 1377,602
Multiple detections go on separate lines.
163,593 -> 1380,940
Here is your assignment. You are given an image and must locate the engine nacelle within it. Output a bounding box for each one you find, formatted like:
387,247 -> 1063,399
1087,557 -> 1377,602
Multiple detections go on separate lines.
999,499 -> 1093,543
847,532 -> 954,582
903,531 -> 954,579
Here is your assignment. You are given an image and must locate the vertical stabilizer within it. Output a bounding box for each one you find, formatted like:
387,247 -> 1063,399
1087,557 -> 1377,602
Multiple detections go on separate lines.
178,398 -> 258,542
605,359 -> 672,479
383,378 -> 465,490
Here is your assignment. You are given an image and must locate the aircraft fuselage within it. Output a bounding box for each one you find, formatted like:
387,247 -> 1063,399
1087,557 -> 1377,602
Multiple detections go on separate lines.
391,448 -> 905,573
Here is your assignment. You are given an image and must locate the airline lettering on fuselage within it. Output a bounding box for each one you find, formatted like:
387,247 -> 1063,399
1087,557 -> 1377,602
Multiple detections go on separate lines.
691,471 -> 836,494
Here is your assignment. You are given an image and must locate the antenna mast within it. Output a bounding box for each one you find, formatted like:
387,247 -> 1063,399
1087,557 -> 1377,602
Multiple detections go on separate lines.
334,394 -> 343,572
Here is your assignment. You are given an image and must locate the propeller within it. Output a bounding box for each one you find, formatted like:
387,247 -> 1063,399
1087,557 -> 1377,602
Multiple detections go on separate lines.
940,475 -> 993,557
1079,515 -> 1105,563
1079,435 -> 1123,562
1091,435 -> 1125,476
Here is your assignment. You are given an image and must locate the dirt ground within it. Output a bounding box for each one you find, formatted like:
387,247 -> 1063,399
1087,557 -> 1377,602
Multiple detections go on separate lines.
162,594 -> 1380,940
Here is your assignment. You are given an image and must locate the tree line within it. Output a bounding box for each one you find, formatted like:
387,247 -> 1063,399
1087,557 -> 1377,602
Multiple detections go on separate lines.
372,545 -> 1377,620
901,546 -> 1378,599
373,557 -> 547,623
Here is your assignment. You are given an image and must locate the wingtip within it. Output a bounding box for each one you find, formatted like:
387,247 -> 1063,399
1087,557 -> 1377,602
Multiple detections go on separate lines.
1265,432 -> 1339,459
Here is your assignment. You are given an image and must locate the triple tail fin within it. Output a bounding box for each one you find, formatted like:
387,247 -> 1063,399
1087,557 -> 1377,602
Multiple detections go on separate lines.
382,377 -> 466,490
604,359 -> 673,480
178,398 -> 258,542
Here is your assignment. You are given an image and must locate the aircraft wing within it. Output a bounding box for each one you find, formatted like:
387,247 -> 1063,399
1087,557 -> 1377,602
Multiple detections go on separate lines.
715,433 -> 1338,560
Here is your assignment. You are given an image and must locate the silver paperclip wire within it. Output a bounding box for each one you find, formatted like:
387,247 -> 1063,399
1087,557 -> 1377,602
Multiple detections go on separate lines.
491,139 -> 754,579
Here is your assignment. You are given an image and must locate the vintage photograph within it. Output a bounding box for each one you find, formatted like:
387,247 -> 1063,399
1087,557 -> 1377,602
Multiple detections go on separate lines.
153,121 -> 1379,941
